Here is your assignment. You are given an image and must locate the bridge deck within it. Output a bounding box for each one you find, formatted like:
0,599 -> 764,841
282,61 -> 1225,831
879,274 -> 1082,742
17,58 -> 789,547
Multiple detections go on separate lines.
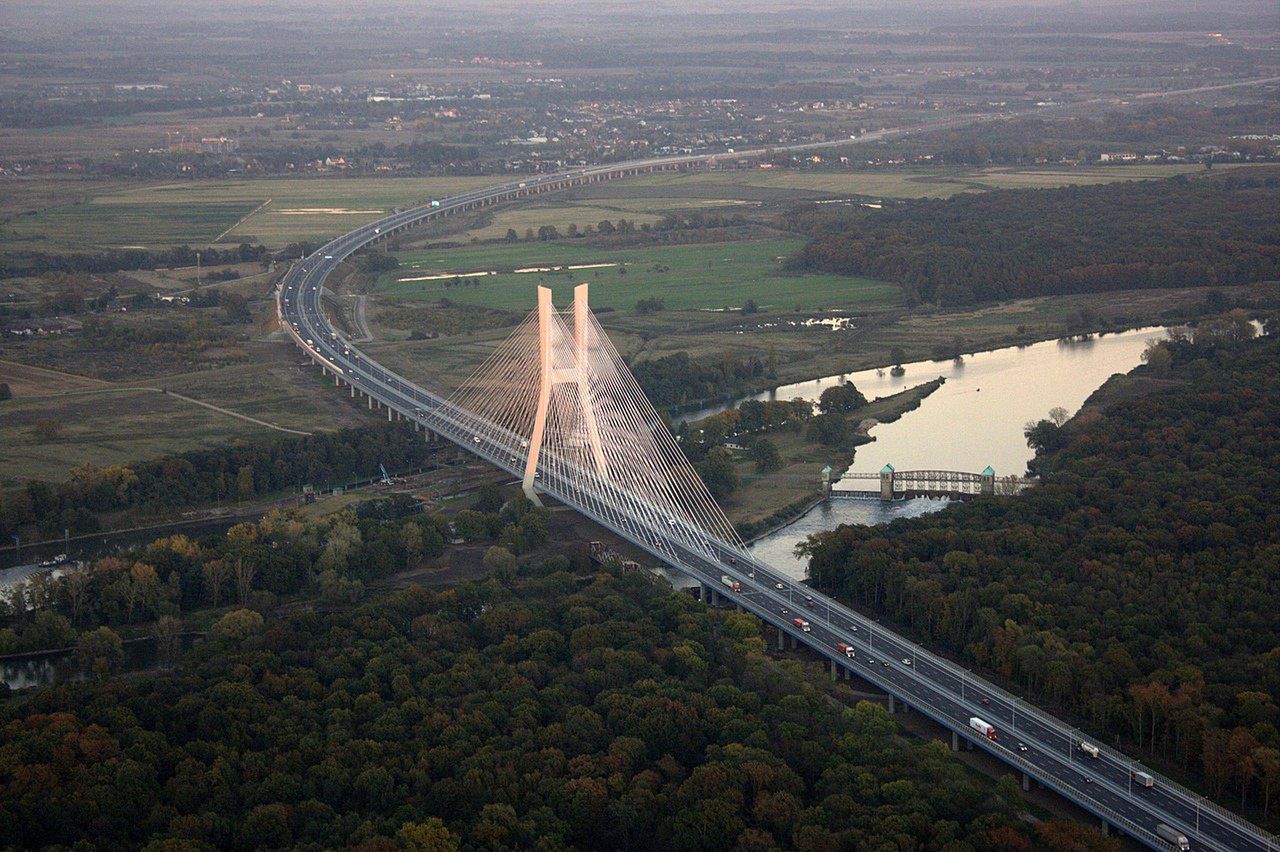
274,153 -> 1272,852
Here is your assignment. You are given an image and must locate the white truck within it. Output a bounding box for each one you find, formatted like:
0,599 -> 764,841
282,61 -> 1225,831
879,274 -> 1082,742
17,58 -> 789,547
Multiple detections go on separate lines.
1132,769 -> 1155,788
1080,741 -> 1100,759
969,717 -> 998,740
720,575 -> 741,592
1155,823 -> 1190,850
835,643 -> 856,659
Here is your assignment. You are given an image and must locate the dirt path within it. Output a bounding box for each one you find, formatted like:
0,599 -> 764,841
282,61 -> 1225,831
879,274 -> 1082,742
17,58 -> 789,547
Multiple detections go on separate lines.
149,388 -> 312,435
212,197 -> 272,244
352,295 -> 374,342
0,359 -> 113,396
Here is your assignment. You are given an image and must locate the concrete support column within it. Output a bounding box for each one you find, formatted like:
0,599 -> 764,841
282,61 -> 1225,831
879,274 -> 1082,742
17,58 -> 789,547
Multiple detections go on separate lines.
887,695 -> 896,714
777,630 -> 785,651
830,660 -> 837,681
334,375 -> 340,386
1022,772 -> 1031,792
1100,820 -> 1109,837
880,464 -> 896,501
951,731 -> 959,751
368,396 -> 373,410
350,385 -> 356,398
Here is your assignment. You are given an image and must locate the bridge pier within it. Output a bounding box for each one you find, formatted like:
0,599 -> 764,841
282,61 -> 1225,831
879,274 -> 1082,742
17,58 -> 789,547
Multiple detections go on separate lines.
1099,819 -> 1109,837
880,464 -> 895,501
952,731 -> 959,751
887,695 -> 896,714
350,385 -> 356,398
1022,772 -> 1031,792
777,629 -> 785,651
367,396 -> 373,410
830,659 -> 838,680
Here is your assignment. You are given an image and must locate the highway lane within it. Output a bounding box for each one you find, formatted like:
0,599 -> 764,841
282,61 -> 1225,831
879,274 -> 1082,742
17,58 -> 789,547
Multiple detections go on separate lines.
276,109 -> 1279,851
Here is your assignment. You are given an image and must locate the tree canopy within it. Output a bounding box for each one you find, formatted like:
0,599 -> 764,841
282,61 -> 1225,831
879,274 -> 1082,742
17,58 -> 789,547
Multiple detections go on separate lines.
801,331 -> 1280,819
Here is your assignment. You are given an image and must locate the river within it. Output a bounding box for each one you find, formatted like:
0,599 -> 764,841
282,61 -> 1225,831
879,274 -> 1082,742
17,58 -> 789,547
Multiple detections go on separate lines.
745,325 -> 1177,579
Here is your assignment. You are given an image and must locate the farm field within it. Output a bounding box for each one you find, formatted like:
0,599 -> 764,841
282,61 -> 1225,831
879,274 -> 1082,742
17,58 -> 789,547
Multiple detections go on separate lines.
378,238 -> 900,312
0,342 -> 368,484
567,162 -> 1234,202
0,175 -> 498,252
0,387 -> 281,485
1,163 -> 1237,256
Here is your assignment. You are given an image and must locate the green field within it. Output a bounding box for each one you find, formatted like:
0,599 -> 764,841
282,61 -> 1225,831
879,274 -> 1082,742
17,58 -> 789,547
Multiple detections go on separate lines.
3,163 -> 1242,255
378,238 -> 900,312
569,162 -> 1234,202
1,175 -> 499,252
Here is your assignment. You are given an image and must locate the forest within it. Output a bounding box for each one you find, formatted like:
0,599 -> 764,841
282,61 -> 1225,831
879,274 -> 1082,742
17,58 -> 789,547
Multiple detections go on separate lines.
0,545 -> 1087,850
0,243 -> 270,280
801,329 -> 1280,819
786,170 -> 1280,306
0,422 -> 436,540
632,351 -> 769,410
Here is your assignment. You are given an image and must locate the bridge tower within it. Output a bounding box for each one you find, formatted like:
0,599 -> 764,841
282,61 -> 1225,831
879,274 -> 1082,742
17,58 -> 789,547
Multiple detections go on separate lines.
879,463 -> 895,501
523,284 -> 607,502
981,465 -> 996,496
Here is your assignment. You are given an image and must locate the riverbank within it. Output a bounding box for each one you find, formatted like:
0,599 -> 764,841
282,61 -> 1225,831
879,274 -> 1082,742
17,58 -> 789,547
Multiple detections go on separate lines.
724,377 -> 946,538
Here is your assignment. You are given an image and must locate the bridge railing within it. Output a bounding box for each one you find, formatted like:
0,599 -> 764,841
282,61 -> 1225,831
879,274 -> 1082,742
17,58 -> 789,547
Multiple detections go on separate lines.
279,160 -> 1272,852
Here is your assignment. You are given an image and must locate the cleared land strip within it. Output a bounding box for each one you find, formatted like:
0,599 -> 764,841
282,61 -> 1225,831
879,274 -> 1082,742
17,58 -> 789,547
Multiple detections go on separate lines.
212,197 -> 273,244
0,359 -> 113,396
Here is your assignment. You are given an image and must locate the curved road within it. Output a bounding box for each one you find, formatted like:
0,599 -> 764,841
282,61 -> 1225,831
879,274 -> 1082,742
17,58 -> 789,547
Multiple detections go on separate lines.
278,100 -> 1278,852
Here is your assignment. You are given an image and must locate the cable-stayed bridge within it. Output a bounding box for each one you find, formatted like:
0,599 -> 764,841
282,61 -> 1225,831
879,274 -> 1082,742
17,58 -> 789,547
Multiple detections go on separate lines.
277,160 -> 1275,852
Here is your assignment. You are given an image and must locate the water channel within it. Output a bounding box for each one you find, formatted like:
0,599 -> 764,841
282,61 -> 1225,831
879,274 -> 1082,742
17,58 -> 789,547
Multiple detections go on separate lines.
744,325 -> 1177,579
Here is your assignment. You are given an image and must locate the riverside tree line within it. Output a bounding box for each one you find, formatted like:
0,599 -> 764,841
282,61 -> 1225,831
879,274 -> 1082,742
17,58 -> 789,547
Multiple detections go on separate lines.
801,325 -> 1280,820
786,170 -> 1280,307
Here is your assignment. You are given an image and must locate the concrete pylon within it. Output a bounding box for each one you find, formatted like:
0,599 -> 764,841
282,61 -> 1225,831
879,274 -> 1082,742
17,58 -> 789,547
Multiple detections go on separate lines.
523,287 -> 555,503
522,284 -> 607,503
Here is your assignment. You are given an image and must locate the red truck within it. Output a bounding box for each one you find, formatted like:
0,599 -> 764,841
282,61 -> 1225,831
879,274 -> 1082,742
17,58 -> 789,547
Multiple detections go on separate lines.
836,643 -> 856,659
791,617 -> 811,633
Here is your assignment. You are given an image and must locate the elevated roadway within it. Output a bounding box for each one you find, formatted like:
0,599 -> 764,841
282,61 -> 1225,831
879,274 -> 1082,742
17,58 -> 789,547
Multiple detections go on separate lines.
277,118 -> 1277,852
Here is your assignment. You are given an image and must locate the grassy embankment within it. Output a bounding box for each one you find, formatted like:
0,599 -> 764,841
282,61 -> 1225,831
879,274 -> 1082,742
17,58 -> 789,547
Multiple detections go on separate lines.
713,377 -> 947,538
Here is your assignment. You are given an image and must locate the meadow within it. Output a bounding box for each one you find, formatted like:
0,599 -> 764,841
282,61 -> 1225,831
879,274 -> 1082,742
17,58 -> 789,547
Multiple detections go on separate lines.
378,238 -> 900,312
0,175 -> 498,252
0,163 -> 1230,255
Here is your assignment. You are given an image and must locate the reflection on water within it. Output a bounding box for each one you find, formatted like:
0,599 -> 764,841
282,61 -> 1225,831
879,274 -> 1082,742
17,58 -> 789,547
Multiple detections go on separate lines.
2,634 -> 203,691
684,326 -> 1173,477
748,497 -> 950,580
737,326 -> 1196,582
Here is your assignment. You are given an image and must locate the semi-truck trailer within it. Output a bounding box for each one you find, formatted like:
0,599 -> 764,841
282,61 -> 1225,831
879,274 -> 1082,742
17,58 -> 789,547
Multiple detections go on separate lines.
720,575 -> 741,592
969,717 -> 998,740
1080,741 -> 1100,759
791,617 -> 811,633
1155,823 -> 1190,850
835,643 -> 856,658
1132,770 -> 1155,788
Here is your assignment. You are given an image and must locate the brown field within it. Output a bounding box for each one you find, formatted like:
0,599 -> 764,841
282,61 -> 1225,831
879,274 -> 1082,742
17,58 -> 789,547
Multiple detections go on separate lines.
0,358 -> 112,396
